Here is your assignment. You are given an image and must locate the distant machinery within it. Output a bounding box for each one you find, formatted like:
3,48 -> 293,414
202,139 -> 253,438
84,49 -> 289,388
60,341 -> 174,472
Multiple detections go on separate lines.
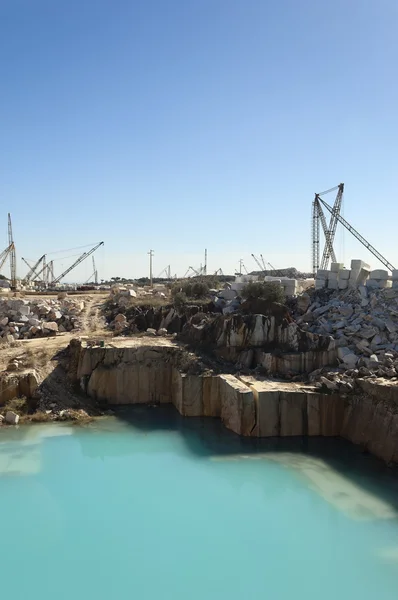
311,183 -> 344,276
8,214 -> 16,289
312,184 -> 395,275
52,242 -> 104,285
317,196 -> 395,272
157,265 -> 172,279
251,254 -> 265,275
46,261 -> 55,285
0,245 -> 14,275
183,266 -> 205,278
21,255 -> 46,283
22,242 -> 104,287
84,257 -> 99,285
0,214 -> 16,289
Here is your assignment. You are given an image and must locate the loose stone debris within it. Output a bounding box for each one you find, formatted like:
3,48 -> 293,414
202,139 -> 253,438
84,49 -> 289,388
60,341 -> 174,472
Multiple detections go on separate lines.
0,297 -> 85,340
296,286 -> 398,373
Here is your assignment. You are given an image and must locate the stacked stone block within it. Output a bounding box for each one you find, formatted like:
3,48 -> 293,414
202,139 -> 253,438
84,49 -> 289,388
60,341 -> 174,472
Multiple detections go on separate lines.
316,259 -> 381,290
349,260 -> 370,288
366,269 -> 391,290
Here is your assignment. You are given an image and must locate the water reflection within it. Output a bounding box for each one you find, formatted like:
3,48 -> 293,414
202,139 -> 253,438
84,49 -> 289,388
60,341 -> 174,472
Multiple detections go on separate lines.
74,405 -> 398,520
0,423 -> 74,476
1,407 -> 398,523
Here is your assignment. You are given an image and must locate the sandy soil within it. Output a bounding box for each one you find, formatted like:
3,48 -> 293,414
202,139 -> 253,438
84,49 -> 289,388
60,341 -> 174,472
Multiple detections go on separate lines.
0,294 -> 109,369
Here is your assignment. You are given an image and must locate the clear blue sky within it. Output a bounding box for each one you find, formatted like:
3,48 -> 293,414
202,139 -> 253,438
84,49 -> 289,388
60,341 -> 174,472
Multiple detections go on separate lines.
1,0 -> 397,281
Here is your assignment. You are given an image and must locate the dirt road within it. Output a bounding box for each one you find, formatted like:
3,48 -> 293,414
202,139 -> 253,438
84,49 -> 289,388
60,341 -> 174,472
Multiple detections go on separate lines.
0,294 -> 108,372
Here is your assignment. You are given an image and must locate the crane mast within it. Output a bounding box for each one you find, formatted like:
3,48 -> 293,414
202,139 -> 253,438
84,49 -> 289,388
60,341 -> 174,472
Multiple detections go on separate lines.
7,214 -> 16,289
316,198 -> 337,264
312,196 -> 320,275
84,256 -> 98,285
47,261 -> 55,284
93,256 -> 98,285
320,183 -> 344,269
312,184 -> 343,276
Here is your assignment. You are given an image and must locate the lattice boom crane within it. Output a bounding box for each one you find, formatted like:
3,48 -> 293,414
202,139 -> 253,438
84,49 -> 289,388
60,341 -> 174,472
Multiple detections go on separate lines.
312,184 -> 344,275
318,197 -> 395,272
22,254 -> 46,282
7,214 -> 16,289
52,242 -> 104,284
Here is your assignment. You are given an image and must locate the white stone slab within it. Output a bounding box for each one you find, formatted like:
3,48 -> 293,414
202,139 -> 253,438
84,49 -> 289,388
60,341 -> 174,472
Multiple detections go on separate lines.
339,269 -> 351,280
327,279 -> 338,290
316,269 -> 329,280
351,260 -> 370,271
331,262 -> 344,273
370,269 -> 388,280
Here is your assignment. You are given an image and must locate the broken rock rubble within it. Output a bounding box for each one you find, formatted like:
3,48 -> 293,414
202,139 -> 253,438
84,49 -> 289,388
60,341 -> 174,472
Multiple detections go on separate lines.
0,297 -> 85,340
297,286 -> 398,376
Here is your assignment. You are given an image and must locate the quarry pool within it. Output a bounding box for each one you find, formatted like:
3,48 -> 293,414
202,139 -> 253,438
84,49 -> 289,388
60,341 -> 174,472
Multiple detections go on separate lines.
1,407 -> 398,600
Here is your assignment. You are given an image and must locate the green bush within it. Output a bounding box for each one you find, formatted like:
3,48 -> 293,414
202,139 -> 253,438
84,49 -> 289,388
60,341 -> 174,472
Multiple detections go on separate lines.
241,281 -> 285,304
171,280 -> 209,300
173,291 -> 188,307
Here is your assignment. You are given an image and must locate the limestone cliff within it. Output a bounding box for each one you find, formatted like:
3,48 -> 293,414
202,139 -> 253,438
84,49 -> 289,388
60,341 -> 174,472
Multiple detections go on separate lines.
68,341 -> 398,465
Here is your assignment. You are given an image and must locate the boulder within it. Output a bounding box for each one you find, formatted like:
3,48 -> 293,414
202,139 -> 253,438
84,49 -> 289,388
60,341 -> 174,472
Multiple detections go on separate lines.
28,318 -> 41,327
320,376 -> 338,391
134,314 -> 148,331
114,314 -> 127,323
50,310 -> 62,320
5,411 -> 19,425
343,353 -> 359,368
297,293 -> 311,314
337,347 -> 358,368
43,321 -> 58,333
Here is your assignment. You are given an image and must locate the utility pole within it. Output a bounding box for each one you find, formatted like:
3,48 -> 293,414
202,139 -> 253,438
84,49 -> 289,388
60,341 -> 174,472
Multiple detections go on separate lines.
239,259 -> 243,276
148,249 -> 154,287
204,249 -> 207,276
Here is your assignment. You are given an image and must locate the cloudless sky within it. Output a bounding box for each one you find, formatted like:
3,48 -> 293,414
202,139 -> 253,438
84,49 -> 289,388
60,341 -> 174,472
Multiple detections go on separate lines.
1,0 -> 397,281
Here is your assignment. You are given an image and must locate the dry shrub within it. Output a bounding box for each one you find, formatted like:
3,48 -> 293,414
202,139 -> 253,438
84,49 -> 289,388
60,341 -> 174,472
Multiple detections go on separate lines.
3,396 -> 28,414
30,411 -> 53,422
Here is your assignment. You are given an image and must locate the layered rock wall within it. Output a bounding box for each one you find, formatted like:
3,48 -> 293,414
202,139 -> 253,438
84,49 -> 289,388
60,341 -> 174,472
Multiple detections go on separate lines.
70,342 -> 398,464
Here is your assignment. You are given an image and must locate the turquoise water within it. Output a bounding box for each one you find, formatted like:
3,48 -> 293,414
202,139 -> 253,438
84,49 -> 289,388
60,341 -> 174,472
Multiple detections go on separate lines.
1,408 -> 398,600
